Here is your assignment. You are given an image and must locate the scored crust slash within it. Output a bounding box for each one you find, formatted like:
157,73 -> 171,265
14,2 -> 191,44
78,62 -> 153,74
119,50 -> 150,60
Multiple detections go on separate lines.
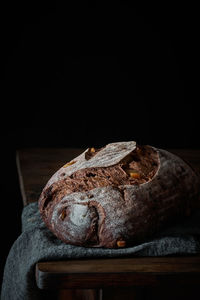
38,141 -> 200,249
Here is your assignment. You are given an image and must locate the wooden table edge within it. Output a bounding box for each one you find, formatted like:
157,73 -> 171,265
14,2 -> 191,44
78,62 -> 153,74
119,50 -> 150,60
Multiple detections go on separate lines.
16,151 -> 27,205
35,256 -> 200,289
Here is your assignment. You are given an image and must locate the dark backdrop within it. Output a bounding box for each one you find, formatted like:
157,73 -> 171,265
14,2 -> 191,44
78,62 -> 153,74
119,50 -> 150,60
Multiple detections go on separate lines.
0,2 -> 199,287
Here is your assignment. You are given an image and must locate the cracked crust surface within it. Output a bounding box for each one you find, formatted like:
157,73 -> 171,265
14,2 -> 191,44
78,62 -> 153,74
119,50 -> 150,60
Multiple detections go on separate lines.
38,141 -> 200,248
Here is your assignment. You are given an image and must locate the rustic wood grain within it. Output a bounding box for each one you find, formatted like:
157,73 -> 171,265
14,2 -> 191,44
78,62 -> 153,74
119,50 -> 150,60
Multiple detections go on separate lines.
36,256 -> 200,290
16,148 -> 83,205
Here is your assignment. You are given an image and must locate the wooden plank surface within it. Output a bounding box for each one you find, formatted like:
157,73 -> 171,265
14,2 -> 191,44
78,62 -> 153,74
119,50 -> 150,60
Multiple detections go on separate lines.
36,256 -> 200,290
16,147 -> 83,205
16,147 -> 200,205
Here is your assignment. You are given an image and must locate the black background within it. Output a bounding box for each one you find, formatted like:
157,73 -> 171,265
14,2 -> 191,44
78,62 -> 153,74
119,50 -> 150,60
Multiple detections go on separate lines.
0,2 -> 199,287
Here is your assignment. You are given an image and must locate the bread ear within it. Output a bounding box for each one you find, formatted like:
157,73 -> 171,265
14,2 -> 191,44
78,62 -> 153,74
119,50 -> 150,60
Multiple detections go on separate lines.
44,141 -> 137,189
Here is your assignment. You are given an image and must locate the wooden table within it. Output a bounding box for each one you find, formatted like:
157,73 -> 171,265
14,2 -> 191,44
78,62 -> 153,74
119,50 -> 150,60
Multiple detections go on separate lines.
16,148 -> 200,300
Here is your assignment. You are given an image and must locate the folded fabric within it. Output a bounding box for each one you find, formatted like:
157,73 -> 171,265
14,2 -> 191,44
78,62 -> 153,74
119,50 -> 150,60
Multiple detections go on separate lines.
1,202 -> 200,300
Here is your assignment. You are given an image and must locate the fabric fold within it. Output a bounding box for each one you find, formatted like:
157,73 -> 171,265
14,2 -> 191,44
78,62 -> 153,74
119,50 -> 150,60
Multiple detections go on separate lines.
1,202 -> 200,300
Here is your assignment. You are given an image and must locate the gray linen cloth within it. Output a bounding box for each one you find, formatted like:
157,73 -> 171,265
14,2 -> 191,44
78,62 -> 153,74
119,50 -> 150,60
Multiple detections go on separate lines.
1,202 -> 200,300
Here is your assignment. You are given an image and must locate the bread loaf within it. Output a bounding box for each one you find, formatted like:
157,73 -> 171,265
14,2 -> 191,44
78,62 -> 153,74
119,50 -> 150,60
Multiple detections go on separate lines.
38,141 -> 200,248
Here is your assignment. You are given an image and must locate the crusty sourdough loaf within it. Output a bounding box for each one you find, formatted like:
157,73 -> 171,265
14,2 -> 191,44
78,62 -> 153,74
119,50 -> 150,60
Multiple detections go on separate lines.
38,141 -> 200,248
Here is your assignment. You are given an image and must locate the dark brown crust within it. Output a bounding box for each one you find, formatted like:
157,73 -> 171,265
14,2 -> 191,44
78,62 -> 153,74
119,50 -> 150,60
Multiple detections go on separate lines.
38,142 -> 200,248
39,145 -> 158,219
